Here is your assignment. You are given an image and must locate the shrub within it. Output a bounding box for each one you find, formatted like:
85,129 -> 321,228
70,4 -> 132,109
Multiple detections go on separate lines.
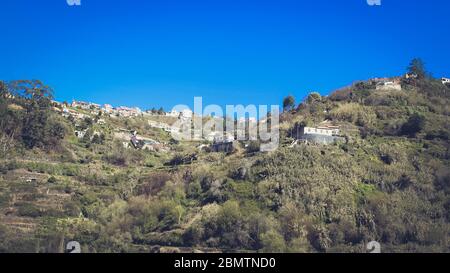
136,173 -> 172,196
283,96 -> 296,112
17,203 -> 42,217
260,230 -> 286,252
104,151 -> 128,166
307,92 -> 322,104
47,176 -> 57,184
400,113 -> 425,137
329,103 -> 364,123
167,154 -> 197,166
246,141 -> 261,153
0,193 -> 11,206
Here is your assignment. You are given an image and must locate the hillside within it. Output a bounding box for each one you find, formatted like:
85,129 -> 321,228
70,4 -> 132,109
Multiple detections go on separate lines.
0,70 -> 449,253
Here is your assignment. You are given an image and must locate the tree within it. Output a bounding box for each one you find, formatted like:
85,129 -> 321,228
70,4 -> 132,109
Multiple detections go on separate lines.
407,58 -> 427,79
0,87 -> 21,155
21,108 -> 66,149
5,80 -> 67,149
283,95 -> 296,112
21,104 -> 48,149
0,81 -> 8,98
158,107 -> 165,115
307,92 -> 322,104
260,230 -> 286,252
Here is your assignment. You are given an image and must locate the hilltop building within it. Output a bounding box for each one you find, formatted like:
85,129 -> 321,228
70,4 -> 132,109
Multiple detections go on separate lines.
71,101 -> 90,110
373,78 -> 402,91
405,73 -> 418,79
180,109 -> 193,119
292,121 -> 342,145
103,104 -> 114,113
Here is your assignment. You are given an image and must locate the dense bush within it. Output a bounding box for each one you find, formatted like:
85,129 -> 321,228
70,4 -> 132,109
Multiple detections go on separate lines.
17,203 -> 42,218
400,113 -> 426,137
136,172 -> 172,196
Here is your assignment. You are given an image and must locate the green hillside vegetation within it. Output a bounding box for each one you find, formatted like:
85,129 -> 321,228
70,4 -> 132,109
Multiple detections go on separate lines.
0,60 -> 449,253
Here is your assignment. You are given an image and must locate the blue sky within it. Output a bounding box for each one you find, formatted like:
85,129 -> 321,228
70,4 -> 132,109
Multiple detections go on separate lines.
1,0 -> 449,111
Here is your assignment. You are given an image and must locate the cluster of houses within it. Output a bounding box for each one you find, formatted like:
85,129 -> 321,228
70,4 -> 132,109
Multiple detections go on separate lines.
71,100 -> 143,118
66,101 -> 348,150
61,107 -> 90,120
71,101 -> 101,110
114,106 -> 143,117
70,101 -> 205,120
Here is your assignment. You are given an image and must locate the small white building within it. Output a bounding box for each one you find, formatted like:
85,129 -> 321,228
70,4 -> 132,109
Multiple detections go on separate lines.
376,81 -> 402,91
90,103 -> 101,109
103,104 -> 114,113
180,109 -> 193,119
213,133 -> 235,144
72,101 -> 90,110
302,127 -> 334,137
442,77 -> 450,85
293,125 -> 342,145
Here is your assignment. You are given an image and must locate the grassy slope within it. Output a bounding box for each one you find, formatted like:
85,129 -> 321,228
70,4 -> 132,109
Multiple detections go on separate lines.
0,78 -> 449,253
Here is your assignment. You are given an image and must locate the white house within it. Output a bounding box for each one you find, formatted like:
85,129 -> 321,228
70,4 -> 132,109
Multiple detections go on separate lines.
180,109 -> 193,119
214,133 -> 235,144
90,103 -> 101,109
103,104 -> 114,113
301,127 -> 333,137
442,77 -> 450,85
376,81 -> 402,91
72,101 -> 90,110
